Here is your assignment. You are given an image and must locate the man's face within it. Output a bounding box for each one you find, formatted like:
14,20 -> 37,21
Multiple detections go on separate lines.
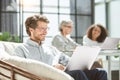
30,21 -> 48,42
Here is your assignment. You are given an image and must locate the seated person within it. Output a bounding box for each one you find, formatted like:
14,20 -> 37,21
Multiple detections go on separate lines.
14,15 -> 108,80
52,20 -> 107,80
83,24 -> 108,67
52,20 -> 79,56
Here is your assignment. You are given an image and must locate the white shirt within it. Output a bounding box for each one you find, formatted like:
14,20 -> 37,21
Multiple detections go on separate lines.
83,35 -> 102,46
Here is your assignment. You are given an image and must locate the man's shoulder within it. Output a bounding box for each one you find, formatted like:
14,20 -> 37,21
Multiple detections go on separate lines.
15,43 -> 28,50
42,44 -> 62,54
42,44 -> 56,50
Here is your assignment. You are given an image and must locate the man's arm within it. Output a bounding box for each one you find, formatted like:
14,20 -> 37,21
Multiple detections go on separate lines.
50,46 -> 70,66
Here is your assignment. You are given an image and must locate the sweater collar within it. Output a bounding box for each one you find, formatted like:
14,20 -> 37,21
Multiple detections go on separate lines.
26,38 -> 43,47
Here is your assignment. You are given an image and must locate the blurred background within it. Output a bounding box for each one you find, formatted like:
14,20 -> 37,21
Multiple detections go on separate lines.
1,0 -> 120,45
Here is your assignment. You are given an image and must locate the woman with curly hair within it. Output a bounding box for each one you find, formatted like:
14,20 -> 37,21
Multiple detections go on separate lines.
83,24 -> 108,46
83,24 -> 108,69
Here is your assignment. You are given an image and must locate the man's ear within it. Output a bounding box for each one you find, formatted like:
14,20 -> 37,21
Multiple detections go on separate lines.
29,27 -> 34,32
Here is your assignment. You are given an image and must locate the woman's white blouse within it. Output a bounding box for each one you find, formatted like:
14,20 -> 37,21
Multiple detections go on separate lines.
83,35 -> 102,46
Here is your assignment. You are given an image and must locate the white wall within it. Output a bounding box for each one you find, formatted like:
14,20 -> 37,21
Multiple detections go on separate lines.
109,0 -> 120,38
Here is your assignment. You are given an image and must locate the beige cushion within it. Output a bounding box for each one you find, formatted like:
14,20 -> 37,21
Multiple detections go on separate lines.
0,41 -> 21,55
0,42 -> 5,50
0,50 -> 74,80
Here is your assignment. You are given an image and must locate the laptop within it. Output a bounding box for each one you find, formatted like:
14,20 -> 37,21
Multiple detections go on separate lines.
65,46 -> 101,71
100,37 -> 120,50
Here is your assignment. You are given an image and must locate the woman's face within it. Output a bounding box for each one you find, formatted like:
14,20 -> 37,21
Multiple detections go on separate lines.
62,23 -> 73,35
92,26 -> 101,40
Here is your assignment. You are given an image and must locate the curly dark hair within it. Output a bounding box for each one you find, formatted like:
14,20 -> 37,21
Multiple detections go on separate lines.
87,24 -> 108,42
25,15 -> 49,36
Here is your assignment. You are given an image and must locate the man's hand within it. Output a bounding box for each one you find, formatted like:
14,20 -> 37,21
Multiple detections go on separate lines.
53,64 -> 65,71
